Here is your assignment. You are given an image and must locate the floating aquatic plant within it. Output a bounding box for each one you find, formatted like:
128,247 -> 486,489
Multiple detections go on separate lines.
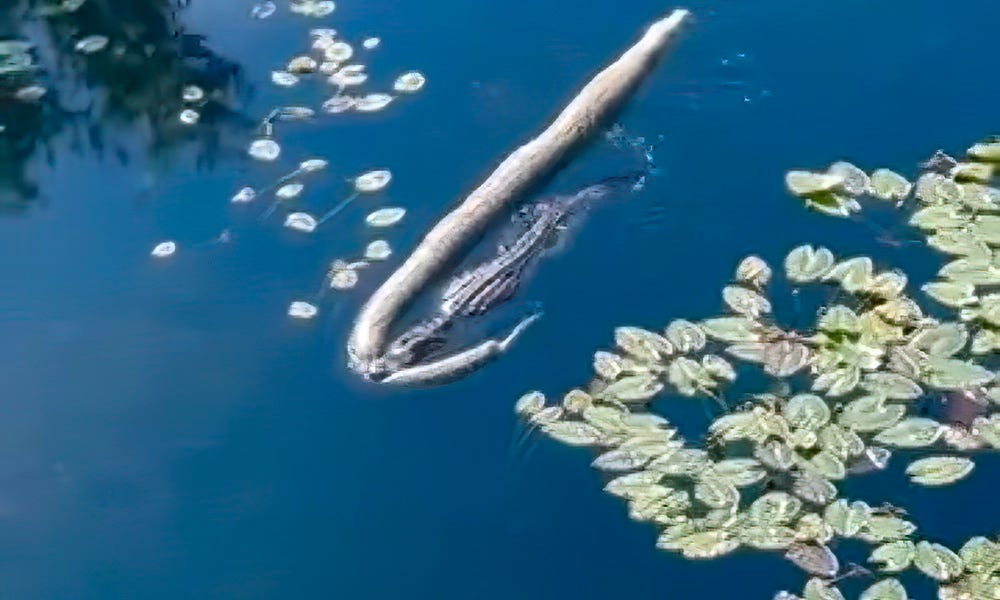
364,240 -> 392,260
248,138 -> 281,161
515,136 -> 1000,600
151,241 -> 176,258
393,71 -> 426,93
288,300 -> 318,319
365,207 -> 406,228
315,169 -> 392,225
284,212 -> 318,233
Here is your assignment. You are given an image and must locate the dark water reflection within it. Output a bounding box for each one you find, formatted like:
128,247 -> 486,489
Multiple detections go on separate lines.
0,0 -> 997,598
0,0 -> 250,211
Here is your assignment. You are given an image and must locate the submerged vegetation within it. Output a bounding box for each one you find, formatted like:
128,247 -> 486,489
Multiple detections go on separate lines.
516,137 -> 1000,599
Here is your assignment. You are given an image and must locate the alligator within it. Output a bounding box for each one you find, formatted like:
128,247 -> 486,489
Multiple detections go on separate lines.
367,173 -> 644,384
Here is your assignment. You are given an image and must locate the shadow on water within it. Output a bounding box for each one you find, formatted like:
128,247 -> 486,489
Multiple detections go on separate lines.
0,0 -> 253,213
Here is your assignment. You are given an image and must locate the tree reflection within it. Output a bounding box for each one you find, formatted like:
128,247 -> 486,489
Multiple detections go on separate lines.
0,0 -> 251,212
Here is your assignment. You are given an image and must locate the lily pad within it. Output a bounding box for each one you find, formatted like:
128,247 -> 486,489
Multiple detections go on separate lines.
859,579 -> 908,600
786,170 -> 844,196
248,138 -> 281,161
287,301 -> 318,319
355,169 -> 392,192
600,374 -> 663,403
664,319 -> 706,353
904,456 -> 974,486
922,281 -> 977,307
869,169 -> 911,200
700,316 -> 761,342
914,541 -> 964,581
355,93 -> 394,112
828,161 -> 871,196
365,207 -> 406,227
284,212 -> 317,233
924,357 -> 995,390
874,417 -> 944,448
393,71 -> 426,93
785,245 -> 835,282
736,255 -> 772,288
542,421 -> 604,446
364,240 -> 392,261
722,285 -> 772,318
749,492 -> 802,526
785,542 -> 839,578
869,541 -> 915,573
150,241 -> 176,258
957,537 -> 1000,574
514,391 -> 545,416
783,394 -> 831,431
860,372 -> 922,400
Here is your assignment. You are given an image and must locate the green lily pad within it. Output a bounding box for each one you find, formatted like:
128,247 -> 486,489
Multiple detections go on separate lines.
702,354 -> 737,382
823,257 -> 874,293
792,470 -> 838,505
869,541 -> 916,573
828,161 -> 871,196
838,395 -> 905,433
794,513 -> 834,544
735,255 -> 772,288
542,421 -> 605,446
924,357 -> 995,390
971,328 -> 1000,354
939,257 -> 1000,286
958,536 -> 1000,574
905,455 -> 974,486
694,475 -> 739,508
952,161 -> 995,183
803,578 -> 846,600
668,357 -> 716,397
699,316 -> 761,342
967,140 -> 1000,161
785,170 -> 845,196
784,394 -> 831,431
859,514 -> 918,543
874,417 -> 944,448
711,458 -> 766,487
823,499 -> 870,537
914,541 -> 964,581
909,204 -> 968,231
870,169 -> 911,201
600,373 -> 664,402
664,319 -> 707,353
819,305 -> 860,333
910,323 -> 969,357
722,285 -> 772,318
615,326 -> 674,363
604,470 -> 663,498
749,491 -> 802,525
860,372 -> 923,400
927,231 -> 992,258
922,281 -> 977,307
785,245 -> 836,282
859,578 -> 908,600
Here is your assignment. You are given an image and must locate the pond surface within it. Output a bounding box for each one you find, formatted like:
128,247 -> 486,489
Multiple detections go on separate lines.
0,0 -> 997,597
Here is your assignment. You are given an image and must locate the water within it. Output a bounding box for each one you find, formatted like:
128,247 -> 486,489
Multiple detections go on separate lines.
0,0 -> 997,597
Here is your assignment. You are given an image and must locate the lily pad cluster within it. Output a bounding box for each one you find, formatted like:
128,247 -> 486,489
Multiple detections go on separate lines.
151,2 -> 424,322
516,137 -> 999,599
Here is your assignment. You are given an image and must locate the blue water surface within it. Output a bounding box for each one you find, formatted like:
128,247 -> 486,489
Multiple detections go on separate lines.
0,0 -> 997,597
